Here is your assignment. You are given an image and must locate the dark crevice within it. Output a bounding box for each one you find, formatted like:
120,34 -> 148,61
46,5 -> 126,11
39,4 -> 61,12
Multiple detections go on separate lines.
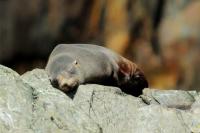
89,90 -> 97,118
22,82 -> 38,131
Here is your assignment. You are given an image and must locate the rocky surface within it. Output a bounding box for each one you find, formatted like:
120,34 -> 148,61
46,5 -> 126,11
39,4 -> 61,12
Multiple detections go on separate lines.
0,65 -> 200,133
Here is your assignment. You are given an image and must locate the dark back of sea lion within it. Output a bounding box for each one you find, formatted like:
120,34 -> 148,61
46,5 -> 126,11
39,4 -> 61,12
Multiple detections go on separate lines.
45,44 -> 148,96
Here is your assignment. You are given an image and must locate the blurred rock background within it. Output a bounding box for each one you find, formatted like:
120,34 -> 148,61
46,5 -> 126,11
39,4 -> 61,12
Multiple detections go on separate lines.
0,0 -> 200,90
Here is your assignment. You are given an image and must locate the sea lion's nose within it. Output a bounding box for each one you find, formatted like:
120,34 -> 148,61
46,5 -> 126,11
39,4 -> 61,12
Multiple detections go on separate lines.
59,78 -> 69,89
60,78 -> 77,87
56,75 -> 79,92
56,75 -> 69,91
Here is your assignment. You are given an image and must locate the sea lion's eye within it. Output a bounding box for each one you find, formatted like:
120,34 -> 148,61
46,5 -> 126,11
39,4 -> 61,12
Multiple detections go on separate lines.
73,60 -> 78,66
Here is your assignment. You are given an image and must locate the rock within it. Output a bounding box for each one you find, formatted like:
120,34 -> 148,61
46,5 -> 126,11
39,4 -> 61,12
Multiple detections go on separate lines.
141,88 -> 196,109
73,85 -> 200,133
0,65 -> 33,132
0,65 -> 101,133
73,84 -> 146,133
190,94 -> 200,114
0,64 -> 200,133
21,69 -> 101,133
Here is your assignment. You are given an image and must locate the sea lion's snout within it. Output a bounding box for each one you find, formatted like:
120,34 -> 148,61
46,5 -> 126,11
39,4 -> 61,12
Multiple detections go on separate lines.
51,74 -> 79,92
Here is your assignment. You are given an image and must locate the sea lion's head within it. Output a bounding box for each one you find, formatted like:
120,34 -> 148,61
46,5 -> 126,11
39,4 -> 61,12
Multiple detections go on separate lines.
47,55 -> 83,92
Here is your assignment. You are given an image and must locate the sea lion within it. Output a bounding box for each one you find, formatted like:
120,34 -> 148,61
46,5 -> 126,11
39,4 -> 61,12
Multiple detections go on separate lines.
45,44 -> 148,96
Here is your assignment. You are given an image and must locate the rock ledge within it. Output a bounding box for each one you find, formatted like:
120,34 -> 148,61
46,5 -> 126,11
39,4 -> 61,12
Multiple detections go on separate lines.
0,65 -> 199,133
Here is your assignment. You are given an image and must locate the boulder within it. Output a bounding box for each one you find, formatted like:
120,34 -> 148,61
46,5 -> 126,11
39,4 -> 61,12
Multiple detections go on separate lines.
0,65 -> 199,133
0,65 -> 100,133
74,85 -> 200,133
